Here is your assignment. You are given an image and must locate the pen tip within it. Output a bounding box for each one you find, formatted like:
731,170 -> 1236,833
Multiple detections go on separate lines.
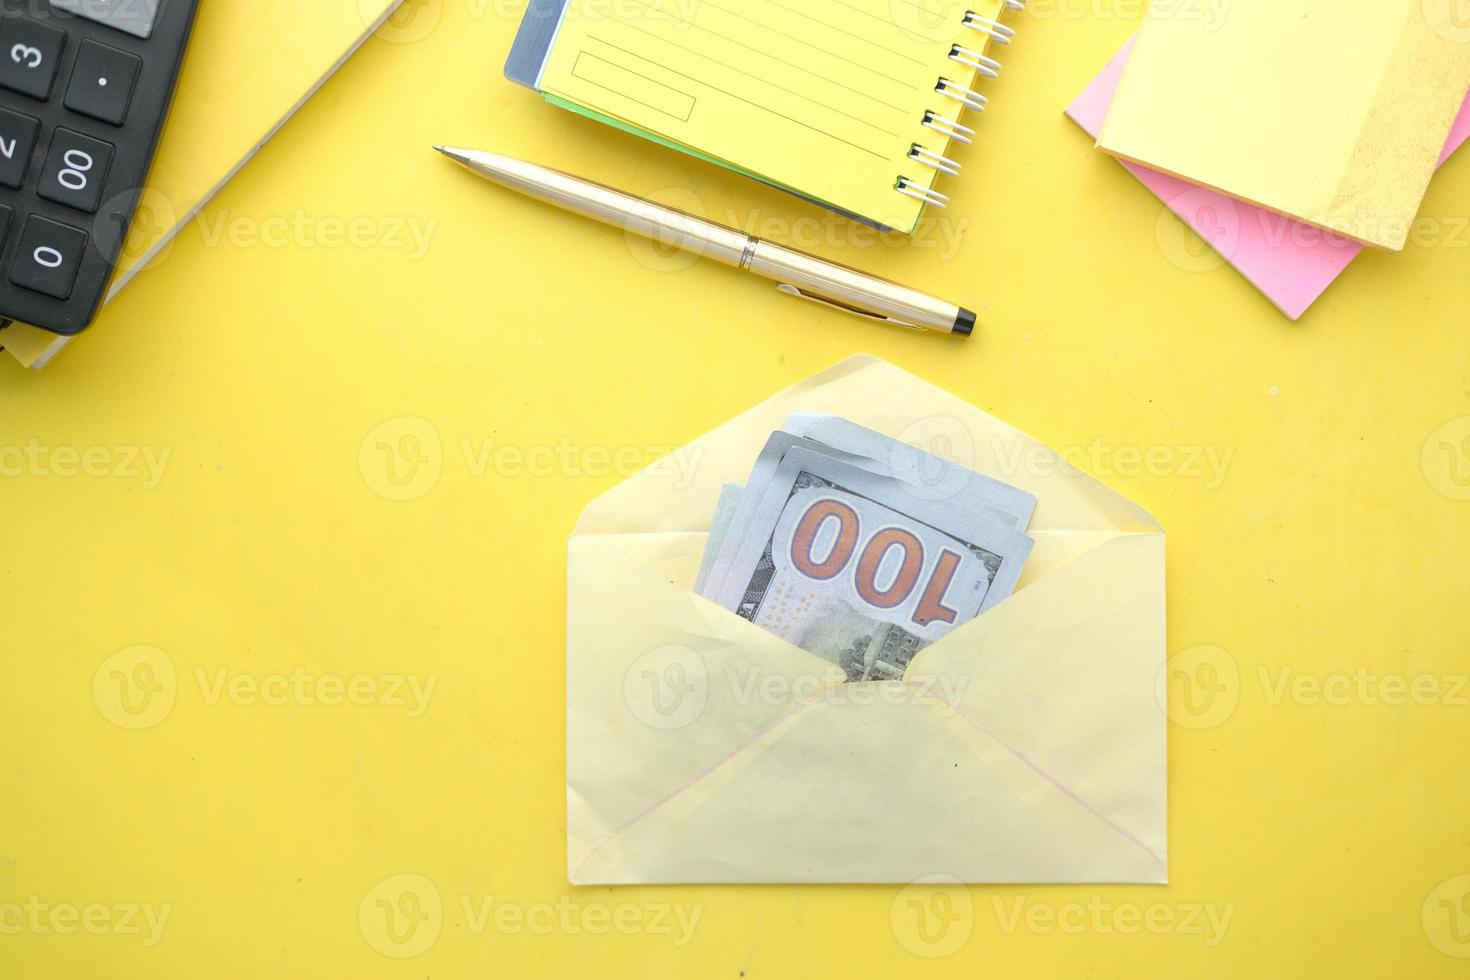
953,308 -> 976,337
432,145 -> 474,166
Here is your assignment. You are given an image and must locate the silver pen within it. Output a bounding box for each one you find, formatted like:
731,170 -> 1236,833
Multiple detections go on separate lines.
434,147 -> 975,336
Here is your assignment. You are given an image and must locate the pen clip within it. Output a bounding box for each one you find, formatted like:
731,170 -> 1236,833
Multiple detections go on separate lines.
774,284 -> 926,331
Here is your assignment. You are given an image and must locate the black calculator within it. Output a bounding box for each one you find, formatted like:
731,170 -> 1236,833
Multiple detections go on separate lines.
0,0 -> 197,336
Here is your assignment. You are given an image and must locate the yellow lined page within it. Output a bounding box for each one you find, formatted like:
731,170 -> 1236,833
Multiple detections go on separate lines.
538,0 -> 1007,231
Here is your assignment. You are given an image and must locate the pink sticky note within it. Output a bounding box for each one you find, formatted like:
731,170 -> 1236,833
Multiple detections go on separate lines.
1067,39 -> 1470,320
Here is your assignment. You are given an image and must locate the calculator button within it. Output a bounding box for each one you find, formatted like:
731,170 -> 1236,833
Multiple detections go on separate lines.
10,215 -> 88,300
0,18 -> 66,99
37,128 -> 114,213
64,39 -> 141,125
48,0 -> 160,40
0,108 -> 39,188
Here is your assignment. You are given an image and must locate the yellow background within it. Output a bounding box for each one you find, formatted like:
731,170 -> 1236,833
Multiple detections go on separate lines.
2,1 -> 1468,976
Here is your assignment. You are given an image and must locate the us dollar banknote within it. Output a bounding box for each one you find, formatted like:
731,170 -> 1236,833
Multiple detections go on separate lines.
699,417 -> 1036,601
706,443 -> 1034,682
784,413 -> 1036,526
693,483 -> 742,595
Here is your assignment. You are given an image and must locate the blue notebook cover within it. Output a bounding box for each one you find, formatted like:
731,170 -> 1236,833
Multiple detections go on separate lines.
504,0 -> 566,89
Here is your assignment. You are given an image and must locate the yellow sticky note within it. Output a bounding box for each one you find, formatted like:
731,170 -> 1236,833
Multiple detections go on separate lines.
1097,0 -> 1470,251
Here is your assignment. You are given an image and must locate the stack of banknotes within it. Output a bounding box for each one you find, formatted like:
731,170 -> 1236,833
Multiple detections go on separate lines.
695,414 -> 1038,682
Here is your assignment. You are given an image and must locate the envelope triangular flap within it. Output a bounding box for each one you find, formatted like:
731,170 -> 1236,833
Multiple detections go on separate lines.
573,691 -> 1164,883
567,537 -> 846,872
908,532 -> 1168,875
569,533 -> 1167,884
573,355 -> 1162,538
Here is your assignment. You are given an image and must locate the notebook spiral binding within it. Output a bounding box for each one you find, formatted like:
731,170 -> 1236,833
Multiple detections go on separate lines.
896,0 -> 1024,210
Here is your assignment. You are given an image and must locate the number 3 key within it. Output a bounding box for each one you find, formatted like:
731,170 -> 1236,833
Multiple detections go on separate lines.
0,18 -> 66,99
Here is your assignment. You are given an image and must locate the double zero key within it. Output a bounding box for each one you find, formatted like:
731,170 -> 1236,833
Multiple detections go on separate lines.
37,127 -> 114,213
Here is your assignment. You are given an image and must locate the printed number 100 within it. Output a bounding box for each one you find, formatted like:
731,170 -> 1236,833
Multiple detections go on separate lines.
789,499 -> 964,628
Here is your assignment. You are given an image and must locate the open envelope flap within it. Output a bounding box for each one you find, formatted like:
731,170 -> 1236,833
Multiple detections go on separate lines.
573,355 -> 1162,537
905,532 -> 1167,876
568,529 -> 1167,884
568,536 -> 848,876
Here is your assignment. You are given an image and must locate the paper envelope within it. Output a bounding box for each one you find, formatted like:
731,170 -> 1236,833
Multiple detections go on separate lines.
567,356 -> 1167,884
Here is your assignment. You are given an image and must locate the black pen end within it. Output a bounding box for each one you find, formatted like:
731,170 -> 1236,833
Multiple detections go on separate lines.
953,308 -> 976,337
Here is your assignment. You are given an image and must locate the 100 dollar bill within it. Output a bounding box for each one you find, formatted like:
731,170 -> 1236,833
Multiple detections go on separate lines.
700,418 -> 1036,601
711,447 -> 1034,681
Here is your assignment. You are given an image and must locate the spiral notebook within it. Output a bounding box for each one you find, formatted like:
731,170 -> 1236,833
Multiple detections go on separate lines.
506,0 -> 1024,233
